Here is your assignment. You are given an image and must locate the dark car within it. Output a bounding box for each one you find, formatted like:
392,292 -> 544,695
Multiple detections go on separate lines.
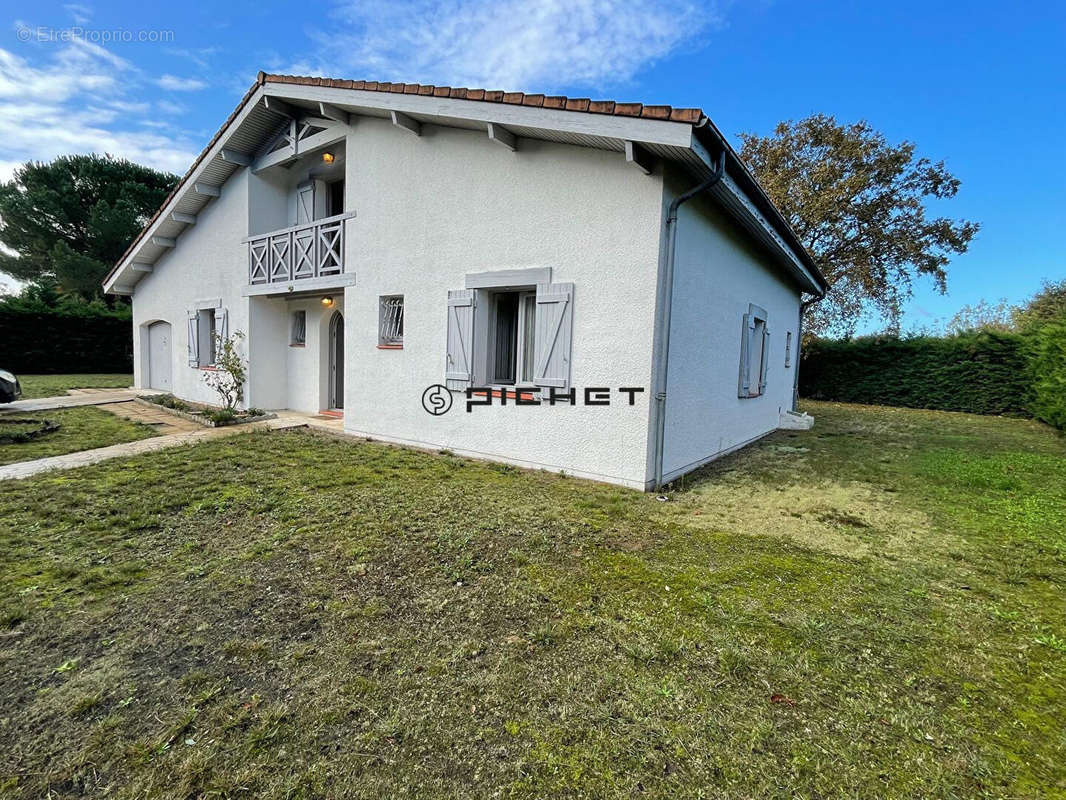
0,369 -> 21,403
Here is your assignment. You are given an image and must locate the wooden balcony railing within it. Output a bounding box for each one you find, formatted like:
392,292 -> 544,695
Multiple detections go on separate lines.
246,212 -> 355,285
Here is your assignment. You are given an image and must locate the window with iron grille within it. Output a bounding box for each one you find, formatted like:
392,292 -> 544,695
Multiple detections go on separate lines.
379,295 -> 404,346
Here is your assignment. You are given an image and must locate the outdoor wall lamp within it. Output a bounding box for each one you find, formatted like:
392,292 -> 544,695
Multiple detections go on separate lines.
321,152 -> 335,164
321,296 -> 334,308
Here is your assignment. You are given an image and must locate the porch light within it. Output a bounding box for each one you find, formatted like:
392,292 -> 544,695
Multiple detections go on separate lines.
321,296 -> 334,308
321,152 -> 335,164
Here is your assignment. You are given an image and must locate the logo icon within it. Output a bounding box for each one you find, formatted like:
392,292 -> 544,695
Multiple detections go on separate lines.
422,384 -> 453,415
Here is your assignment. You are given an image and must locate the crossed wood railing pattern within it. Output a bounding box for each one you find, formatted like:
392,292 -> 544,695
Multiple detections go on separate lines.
248,213 -> 351,285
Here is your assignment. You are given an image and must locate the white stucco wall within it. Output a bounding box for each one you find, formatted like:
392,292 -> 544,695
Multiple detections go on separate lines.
131,112 -> 804,490
131,169 -> 252,408
659,169 -> 802,483
340,119 -> 665,488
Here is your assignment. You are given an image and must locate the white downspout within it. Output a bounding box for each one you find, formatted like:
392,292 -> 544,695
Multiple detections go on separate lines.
650,150 -> 726,490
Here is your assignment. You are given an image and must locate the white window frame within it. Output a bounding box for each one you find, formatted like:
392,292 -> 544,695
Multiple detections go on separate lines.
485,288 -> 537,387
378,295 -> 404,347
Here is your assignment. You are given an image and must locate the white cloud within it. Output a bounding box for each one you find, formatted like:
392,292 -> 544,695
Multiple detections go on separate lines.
157,99 -> 187,115
0,45 -> 116,102
0,45 -> 199,179
63,3 -> 92,25
301,0 -> 721,92
156,74 -> 207,91
165,46 -> 220,70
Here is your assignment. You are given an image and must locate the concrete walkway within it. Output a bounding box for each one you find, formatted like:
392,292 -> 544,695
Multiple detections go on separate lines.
0,388 -> 164,413
0,413 -> 343,482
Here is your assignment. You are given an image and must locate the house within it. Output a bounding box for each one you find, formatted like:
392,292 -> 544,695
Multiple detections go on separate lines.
104,73 -> 828,491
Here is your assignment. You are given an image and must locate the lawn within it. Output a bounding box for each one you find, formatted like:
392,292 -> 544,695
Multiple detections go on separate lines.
14,373 -> 133,399
0,406 -> 159,466
0,401 -> 1063,798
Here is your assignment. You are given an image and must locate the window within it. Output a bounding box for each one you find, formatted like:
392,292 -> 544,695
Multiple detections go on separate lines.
379,295 -> 404,347
290,310 -> 306,346
488,290 -> 536,385
738,303 -> 769,398
328,180 -> 344,216
445,280 -> 573,393
198,309 -> 216,366
785,331 -> 793,367
187,305 -> 226,368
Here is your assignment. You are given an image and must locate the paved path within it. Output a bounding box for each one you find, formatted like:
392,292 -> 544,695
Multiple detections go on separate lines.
0,388 -> 163,413
96,400 -> 204,435
0,413 -> 343,482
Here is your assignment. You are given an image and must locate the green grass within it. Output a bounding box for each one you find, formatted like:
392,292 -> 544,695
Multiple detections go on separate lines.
0,401 -> 1063,798
0,406 -> 158,465
15,373 -> 133,399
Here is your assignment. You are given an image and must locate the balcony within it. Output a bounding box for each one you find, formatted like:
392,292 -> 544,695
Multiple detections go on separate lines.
246,212 -> 356,290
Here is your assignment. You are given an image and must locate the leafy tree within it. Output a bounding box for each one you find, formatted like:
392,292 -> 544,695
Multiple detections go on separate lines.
0,281 -> 130,318
739,115 -> 979,336
1013,278 -> 1066,330
946,298 -> 1016,334
0,155 -> 177,301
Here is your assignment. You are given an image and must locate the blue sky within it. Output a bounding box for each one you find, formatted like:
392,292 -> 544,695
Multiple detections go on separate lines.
1,0 -> 1063,331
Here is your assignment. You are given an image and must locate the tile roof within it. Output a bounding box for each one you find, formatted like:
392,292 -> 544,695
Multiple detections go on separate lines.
261,73 -> 707,124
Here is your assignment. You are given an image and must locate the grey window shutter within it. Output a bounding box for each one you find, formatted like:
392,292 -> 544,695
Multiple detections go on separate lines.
187,310 -> 199,367
737,312 -> 753,397
758,325 -> 769,394
296,181 -> 315,225
446,290 -> 475,389
215,307 -> 228,343
533,282 -> 574,390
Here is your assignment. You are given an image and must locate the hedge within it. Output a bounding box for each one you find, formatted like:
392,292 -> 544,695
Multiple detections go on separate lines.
799,331 -> 1031,417
1026,321 -> 1066,431
0,309 -> 132,373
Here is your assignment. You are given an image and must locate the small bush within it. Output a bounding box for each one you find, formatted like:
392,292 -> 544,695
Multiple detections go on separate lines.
207,408 -> 237,426
144,394 -> 190,411
246,408 -> 265,418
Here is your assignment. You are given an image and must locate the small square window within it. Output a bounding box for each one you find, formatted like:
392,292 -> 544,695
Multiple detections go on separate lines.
291,310 -> 306,346
379,295 -> 404,346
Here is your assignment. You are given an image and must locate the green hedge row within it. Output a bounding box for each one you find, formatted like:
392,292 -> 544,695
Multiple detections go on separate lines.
799,331 -> 1032,417
1026,322 -> 1066,431
0,310 -> 133,373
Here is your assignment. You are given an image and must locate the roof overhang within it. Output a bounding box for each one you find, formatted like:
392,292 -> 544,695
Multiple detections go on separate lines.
105,74 -> 826,297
